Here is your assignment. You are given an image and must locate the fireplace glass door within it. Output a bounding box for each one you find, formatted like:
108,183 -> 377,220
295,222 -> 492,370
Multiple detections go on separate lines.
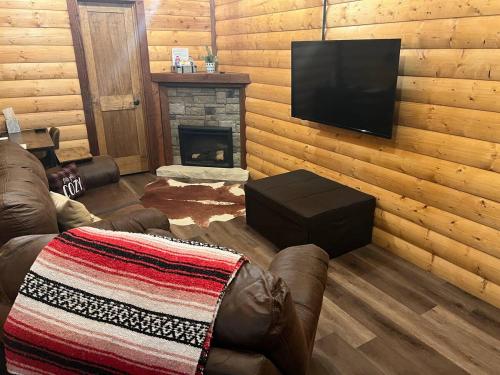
178,125 -> 234,168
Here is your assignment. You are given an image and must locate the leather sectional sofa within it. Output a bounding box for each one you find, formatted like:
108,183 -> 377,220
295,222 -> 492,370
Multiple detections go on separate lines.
0,141 -> 169,246
0,141 -> 329,375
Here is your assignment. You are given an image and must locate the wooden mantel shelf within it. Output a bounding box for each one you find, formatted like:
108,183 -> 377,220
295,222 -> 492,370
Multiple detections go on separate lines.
151,72 -> 250,86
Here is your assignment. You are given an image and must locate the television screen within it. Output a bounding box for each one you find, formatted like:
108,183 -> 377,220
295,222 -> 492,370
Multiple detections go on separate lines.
291,39 -> 401,139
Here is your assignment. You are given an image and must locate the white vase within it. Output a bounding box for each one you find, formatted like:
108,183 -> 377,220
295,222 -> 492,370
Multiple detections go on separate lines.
206,62 -> 216,73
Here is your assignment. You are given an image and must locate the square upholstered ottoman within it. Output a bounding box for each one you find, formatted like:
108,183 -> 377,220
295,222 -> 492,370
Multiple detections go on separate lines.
245,169 -> 376,258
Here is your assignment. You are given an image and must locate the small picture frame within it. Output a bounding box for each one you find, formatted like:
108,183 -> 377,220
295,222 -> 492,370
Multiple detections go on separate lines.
172,47 -> 189,66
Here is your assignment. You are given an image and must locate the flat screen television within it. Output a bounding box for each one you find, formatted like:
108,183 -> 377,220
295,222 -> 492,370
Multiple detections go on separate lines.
291,39 -> 401,139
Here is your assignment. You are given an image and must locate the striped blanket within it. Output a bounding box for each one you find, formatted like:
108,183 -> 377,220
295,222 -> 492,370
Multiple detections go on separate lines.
3,227 -> 246,375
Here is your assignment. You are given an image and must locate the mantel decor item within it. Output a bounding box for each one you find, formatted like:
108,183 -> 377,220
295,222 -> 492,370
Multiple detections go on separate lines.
171,64 -> 197,74
171,47 -> 197,74
203,46 -> 218,73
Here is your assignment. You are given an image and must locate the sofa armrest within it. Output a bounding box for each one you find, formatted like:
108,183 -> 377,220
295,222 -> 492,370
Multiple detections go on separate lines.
205,348 -> 281,375
45,156 -> 119,191
76,156 -> 120,190
0,235 -> 57,303
214,261 -> 310,375
89,207 -> 169,233
268,244 -> 329,352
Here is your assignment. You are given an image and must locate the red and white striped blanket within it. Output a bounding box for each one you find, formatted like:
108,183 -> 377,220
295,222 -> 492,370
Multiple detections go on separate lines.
3,227 -> 246,375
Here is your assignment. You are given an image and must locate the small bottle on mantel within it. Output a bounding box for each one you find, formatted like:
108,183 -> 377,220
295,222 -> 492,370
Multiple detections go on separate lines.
188,56 -> 197,73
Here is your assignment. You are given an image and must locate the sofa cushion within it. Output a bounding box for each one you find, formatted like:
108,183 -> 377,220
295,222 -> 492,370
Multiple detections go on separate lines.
76,181 -> 141,217
48,162 -> 85,199
50,192 -> 100,230
0,141 -> 48,187
0,143 -> 58,245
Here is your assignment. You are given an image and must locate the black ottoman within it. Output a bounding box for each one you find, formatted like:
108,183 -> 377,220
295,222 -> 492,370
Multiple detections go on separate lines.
245,170 -> 376,258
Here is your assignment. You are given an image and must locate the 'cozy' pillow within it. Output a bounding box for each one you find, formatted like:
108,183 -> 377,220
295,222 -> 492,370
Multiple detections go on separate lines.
48,163 -> 85,199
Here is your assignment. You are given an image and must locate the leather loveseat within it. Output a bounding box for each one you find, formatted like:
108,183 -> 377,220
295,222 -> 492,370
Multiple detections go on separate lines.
0,141 -> 329,375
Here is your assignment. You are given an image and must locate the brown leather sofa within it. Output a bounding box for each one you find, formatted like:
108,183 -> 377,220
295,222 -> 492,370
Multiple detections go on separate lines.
0,238 -> 328,375
0,141 -> 169,246
0,141 -> 329,374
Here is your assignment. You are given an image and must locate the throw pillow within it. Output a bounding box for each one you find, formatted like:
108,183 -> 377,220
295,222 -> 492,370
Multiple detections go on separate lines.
48,163 -> 85,199
50,192 -> 100,231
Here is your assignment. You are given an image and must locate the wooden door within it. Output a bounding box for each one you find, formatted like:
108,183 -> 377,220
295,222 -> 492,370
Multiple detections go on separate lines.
79,2 -> 149,174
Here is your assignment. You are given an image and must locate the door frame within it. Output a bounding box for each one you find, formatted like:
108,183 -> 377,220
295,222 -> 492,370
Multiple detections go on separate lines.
67,0 -> 159,170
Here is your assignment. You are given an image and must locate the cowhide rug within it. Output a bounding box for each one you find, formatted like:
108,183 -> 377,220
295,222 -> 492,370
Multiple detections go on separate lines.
141,178 -> 245,227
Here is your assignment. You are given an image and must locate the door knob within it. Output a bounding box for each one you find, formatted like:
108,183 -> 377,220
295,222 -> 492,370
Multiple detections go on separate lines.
133,98 -> 140,106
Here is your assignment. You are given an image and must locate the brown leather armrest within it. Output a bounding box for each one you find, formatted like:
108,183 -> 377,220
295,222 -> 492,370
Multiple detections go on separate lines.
268,244 -> 329,351
76,156 -> 120,190
89,207 -> 170,233
0,235 -> 56,366
0,235 -> 57,303
45,156 -> 120,191
214,262 -> 309,375
205,347 -> 281,375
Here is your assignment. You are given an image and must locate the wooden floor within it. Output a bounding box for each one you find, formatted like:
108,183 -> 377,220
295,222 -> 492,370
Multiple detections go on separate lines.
124,173 -> 500,375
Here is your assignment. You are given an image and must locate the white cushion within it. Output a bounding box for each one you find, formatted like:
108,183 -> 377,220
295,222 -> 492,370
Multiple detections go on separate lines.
50,192 -> 100,230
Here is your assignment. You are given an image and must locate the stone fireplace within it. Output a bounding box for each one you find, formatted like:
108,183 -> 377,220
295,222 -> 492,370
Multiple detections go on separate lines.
152,73 -> 250,170
168,87 -> 240,166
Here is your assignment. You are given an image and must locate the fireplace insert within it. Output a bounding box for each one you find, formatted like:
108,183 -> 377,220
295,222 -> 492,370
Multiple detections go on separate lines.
178,125 -> 234,168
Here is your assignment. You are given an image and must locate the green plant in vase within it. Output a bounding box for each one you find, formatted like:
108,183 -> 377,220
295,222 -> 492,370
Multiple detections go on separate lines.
203,46 -> 218,73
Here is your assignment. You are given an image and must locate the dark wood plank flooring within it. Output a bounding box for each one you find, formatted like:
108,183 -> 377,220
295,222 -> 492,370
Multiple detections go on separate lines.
123,173 -> 500,375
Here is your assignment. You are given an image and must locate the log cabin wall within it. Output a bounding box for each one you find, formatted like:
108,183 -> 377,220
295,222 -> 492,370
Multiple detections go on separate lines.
0,0 -> 87,153
145,0 -> 212,73
0,0 -> 213,154
216,0 -> 500,308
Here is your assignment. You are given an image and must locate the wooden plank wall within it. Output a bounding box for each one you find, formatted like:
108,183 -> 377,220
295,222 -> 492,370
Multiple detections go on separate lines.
0,0 -> 212,153
145,0 -> 212,73
216,0 -> 500,308
0,0 -> 88,152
